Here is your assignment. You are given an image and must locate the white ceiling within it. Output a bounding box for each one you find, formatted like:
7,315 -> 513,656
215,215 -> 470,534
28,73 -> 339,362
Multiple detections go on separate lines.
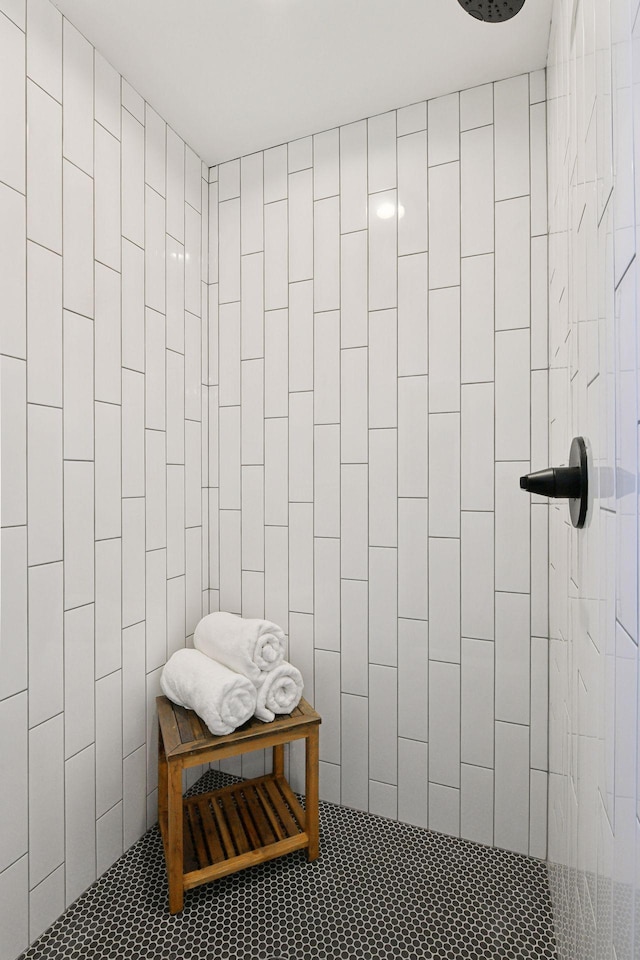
52,0 -> 553,166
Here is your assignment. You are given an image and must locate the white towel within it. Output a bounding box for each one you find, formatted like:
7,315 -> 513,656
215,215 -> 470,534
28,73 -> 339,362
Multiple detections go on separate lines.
255,661 -> 304,722
160,648 -> 257,736
194,612 -> 286,687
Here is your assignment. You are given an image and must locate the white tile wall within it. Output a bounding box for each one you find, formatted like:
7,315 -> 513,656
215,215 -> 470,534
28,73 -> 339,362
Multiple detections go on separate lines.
547,1 -> 640,957
0,5 -> 206,954
210,73 -> 547,852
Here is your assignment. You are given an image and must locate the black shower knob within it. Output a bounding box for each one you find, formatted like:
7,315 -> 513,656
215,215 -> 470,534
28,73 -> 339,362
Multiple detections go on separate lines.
457,0 -> 527,22
519,437 -> 588,528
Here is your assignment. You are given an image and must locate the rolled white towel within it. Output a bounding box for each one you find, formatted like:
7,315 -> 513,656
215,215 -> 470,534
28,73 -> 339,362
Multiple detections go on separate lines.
160,648 -> 257,736
255,661 -> 304,722
194,612 -> 286,686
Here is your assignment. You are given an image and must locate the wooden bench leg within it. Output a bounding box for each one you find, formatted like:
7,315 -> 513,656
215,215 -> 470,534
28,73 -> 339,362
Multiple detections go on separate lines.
305,727 -> 319,861
273,743 -> 285,777
167,760 -> 184,914
158,731 -> 168,839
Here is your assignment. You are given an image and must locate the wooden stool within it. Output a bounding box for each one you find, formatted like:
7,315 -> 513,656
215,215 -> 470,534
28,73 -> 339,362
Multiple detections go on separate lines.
156,695 -> 321,914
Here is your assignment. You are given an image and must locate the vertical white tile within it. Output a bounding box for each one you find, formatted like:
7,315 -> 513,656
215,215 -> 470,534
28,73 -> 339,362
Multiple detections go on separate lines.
144,184 -> 165,313
265,143 -> 288,196
461,125 -> 494,257
241,465 -> 264,572
63,603 -> 94,759
0,855 -> 28,960
495,197 -> 530,330
0,184 -> 26,359
165,237 -> 185,354
241,252 -> 264,361
314,128 -> 339,199
494,74 -> 530,201
398,252 -> 428,376
314,310 -> 340,425
219,405 -> 240,509
166,575 -> 186,657
369,428 -> 397,547
94,54 -> 120,139
184,204 -> 201,316
121,110 -> 144,247
428,412 -> 460,537
27,561 -> 63,728
461,382 -> 494,511
264,417 -> 288,525
146,549 -> 167,672
95,670 -> 122,818
398,618 -> 428,741
341,230 -> 368,348
218,159 -> 240,200
142,309 -> 165,433
314,425 -> 340,537
398,376 -> 427,499
240,152 -> 263,255
265,198 -> 288,310
340,347 -> 368,463
121,238 -> 145,372
428,162 -> 460,289
461,512 -> 494,641
369,781 -> 397,819
27,79 -> 62,254
0,527 -> 27,700
62,160 -> 93,318
314,537 -> 340,651
123,745 -> 147,851
368,111 -> 396,193
208,182 -> 219,285
529,769 -> 547,859
289,168 -> 313,281
95,538 -> 121,679
27,0 -> 61,98
29,864 -> 64,944
428,93 -> 460,166
369,547 -> 398,667
166,128 -> 184,242
185,420 -> 201,527
461,253 -> 494,383
314,196 -> 340,311
531,236 -> 548,370
429,286 -> 460,413
495,592 -> 530,725
397,101 -> 427,136
428,538 -> 461,663
95,123 -> 121,271
220,510 -> 242,614
461,638 -> 494,767
219,300 -> 241,406
241,359 -> 264,465
429,660 -> 460,787
264,308 -> 288,416
494,721 -> 529,854
289,502 -> 313,615
144,104 -> 165,196
398,130 -> 428,255
27,404 -> 62,564
122,621 -> 146,756
63,310 -> 94,460
341,694 -> 369,811
166,349 -> 185,464
531,635 -> 548,771
122,369 -> 144,497
289,612 -> 314,699
122,498 -> 145,627
531,503 -> 548,639
64,745 -> 96,905
94,262 -> 121,404
289,279 -> 313,390
341,579 -> 368,696
495,461 -> 530,593
369,309 -> 397,427
185,147 -> 201,211
289,391 -> 313,502
0,14 -> 25,194
460,764 -> 494,846
28,713 -> 64,886
495,329 -> 530,460
460,83 -> 493,131
320,763 -> 342,804
340,119 -> 367,233
0,693 -> 27,873
369,664 -> 397,783
530,101 -> 547,237
368,190 -> 397,310
398,738 -> 428,827
264,524 -> 288,629
26,241 -> 62,407
341,464 -> 368,580
398,498 -> 428,621
145,429 -> 166,550
166,465 -> 185,578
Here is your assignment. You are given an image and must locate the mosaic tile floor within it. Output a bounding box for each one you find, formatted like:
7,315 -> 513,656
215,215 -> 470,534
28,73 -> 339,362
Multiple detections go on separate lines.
18,770 -> 557,960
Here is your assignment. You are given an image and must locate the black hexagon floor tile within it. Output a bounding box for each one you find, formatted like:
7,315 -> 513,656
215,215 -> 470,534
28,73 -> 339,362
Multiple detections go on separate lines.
18,770 -> 558,960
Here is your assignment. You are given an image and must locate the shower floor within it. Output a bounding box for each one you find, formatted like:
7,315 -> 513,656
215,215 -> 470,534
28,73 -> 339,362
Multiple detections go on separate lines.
18,769 -> 557,960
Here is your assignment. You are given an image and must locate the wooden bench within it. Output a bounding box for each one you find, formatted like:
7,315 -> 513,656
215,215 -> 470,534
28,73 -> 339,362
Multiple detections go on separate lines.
156,695 -> 322,913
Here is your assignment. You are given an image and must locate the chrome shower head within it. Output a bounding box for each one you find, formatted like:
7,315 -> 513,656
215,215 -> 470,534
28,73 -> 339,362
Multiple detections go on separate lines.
457,0 -> 526,21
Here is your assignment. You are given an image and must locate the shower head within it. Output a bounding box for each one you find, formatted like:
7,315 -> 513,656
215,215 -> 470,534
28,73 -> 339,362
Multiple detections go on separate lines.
457,0 -> 526,21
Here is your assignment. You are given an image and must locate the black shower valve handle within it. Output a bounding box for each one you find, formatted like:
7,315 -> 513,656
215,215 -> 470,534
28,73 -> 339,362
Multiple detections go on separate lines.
519,436 -> 588,529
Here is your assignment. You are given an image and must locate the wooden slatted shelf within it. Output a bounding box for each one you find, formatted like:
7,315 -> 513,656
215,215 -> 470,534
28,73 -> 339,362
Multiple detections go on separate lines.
157,695 -> 321,913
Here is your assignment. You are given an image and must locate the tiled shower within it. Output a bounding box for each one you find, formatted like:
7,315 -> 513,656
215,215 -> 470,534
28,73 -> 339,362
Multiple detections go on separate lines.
0,0 -> 639,958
